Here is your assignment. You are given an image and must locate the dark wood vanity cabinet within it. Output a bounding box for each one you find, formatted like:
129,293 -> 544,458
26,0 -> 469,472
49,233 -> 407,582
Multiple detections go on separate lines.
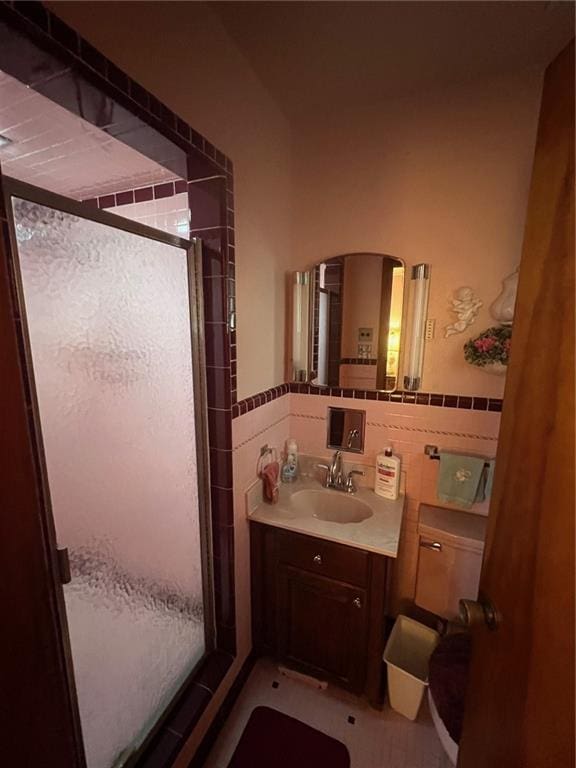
250,522 -> 392,707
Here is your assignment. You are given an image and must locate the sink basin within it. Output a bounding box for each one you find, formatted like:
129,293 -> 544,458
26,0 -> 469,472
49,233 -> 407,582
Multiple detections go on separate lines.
291,489 -> 373,524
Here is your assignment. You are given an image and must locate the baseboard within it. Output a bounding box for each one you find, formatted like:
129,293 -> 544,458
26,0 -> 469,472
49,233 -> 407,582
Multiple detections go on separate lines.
188,650 -> 259,767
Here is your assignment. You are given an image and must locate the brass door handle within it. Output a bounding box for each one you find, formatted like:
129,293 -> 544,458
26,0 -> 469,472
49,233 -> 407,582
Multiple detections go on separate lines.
459,598 -> 500,630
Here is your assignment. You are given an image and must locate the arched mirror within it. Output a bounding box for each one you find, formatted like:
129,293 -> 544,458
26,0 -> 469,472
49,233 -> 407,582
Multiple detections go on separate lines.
290,253 -> 405,392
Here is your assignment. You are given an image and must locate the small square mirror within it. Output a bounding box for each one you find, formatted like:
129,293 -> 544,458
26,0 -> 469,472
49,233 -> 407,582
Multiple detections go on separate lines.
326,407 -> 365,453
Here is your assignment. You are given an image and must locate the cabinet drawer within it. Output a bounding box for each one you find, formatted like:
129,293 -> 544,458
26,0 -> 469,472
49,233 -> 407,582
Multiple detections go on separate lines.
276,530 -> 369,587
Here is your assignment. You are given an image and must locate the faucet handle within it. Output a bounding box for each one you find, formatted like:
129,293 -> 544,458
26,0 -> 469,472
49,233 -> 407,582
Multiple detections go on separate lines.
345,469 -> 365,493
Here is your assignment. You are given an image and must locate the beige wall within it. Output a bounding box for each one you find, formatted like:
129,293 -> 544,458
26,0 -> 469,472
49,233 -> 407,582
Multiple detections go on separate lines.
293,71 -> 542,398
49,1 -> 293,401
341,254 -> 383,357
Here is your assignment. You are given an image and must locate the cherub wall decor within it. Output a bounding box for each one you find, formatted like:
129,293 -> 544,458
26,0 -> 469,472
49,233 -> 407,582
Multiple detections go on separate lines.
444,287 -> 483,338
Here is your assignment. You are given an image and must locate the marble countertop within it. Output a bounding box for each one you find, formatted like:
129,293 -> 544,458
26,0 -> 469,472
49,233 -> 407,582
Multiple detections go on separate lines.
246,476 -> 405,559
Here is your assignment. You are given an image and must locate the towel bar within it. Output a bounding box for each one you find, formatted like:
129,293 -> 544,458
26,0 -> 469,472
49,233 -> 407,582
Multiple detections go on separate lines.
424,444 -> 492,468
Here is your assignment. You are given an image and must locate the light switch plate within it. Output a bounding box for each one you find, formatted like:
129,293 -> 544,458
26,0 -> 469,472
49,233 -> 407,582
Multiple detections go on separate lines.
425,319 -> 435,341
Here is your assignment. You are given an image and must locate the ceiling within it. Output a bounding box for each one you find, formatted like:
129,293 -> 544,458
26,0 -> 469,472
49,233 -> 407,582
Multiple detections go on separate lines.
214,1 -> 575,119
0,69 -> 177,200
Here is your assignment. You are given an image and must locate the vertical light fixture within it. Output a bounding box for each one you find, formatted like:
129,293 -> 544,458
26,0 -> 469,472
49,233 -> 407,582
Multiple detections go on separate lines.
404,263 -> 430,391
292,271 -> 310,381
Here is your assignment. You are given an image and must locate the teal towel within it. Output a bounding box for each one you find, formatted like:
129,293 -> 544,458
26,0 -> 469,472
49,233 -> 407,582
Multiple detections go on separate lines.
480,459 -> 495,501
437,453 -> 492,509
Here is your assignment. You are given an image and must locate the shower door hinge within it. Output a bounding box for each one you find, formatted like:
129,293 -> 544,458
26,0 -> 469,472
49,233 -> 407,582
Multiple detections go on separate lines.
56,547 -> 71,585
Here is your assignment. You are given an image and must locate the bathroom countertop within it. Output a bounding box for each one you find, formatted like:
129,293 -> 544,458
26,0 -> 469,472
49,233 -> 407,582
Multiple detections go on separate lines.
246,477 -> 405,559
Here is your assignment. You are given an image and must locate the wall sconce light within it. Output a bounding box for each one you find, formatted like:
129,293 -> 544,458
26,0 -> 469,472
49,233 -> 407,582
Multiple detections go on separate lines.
292,271 -> 310,381
404,263 -> 430,391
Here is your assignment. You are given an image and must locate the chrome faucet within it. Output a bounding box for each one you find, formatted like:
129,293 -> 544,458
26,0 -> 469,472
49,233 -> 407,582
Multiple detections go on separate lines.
317,451 -> 365,494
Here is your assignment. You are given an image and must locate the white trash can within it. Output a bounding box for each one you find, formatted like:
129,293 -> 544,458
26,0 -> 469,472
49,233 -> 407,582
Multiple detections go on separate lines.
383,615 -> 439,721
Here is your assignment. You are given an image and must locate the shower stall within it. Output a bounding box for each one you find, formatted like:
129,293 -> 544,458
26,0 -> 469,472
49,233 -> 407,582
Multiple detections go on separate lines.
4,178 -> 213,768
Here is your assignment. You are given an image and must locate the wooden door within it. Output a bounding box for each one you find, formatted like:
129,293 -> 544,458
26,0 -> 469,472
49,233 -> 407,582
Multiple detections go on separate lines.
277,564 -> 368,691
458,40 -> 574,768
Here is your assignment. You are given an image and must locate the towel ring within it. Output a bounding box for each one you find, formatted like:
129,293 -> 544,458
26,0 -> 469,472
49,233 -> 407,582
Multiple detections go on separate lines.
257,447 -> 278,477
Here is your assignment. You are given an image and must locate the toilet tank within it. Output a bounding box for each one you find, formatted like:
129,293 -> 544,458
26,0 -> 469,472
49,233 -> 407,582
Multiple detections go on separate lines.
415,504 -> 487,621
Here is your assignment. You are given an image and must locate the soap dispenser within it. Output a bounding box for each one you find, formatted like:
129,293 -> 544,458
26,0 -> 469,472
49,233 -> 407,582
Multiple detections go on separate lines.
375,447 -> 401,500
281,438 -> 299,483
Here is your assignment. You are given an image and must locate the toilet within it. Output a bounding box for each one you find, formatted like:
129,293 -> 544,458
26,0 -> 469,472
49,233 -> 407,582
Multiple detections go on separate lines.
415,504 -> 487,764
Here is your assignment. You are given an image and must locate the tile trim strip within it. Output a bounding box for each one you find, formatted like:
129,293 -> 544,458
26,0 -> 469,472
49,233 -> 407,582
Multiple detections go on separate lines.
232,384 -> 503,419
233,414 -> 290,451
339,357 -> 378,365
84,179 -> 188,209
291,413 -> 499,443
231,383 -> 289,418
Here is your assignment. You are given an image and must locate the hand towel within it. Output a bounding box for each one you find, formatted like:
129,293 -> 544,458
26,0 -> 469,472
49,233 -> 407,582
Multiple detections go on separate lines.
261,461 -> 280,504
437,453 -> 487,509
483,459 -> 496,500
471,458 -> 496,504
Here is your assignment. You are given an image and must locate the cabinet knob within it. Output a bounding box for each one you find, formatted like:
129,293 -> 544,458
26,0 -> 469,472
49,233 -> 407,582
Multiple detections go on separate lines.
353,597 -> 362,609
313,554 -> 322,565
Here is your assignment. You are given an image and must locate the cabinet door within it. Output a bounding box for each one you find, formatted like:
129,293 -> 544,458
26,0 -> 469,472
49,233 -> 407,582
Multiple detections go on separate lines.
277,564 -> 368,692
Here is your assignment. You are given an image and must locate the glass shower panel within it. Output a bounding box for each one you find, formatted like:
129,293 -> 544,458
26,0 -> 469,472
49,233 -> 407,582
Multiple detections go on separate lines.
12,198 -> 205,768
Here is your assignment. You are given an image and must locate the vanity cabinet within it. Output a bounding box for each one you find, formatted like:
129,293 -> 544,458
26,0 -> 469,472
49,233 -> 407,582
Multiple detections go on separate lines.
250,522 -> 392,707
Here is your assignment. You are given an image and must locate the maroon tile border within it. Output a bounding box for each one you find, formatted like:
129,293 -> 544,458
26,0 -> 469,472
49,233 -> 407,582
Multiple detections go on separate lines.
340,357 -> 378,366
0,3 -> 238,766
231,383 -> 503,418
287,383 -> 503,411
232,383 -> 290,418
84,178 -> 188,210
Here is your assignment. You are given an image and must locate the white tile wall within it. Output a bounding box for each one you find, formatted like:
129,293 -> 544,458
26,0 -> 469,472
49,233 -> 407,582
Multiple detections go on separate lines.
107,192 -> 190,238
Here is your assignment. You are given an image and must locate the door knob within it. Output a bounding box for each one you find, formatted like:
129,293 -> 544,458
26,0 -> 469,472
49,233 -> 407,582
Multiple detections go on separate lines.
313,554 -> 322,565
352,597 -> 362,609
459,598 -> 500,630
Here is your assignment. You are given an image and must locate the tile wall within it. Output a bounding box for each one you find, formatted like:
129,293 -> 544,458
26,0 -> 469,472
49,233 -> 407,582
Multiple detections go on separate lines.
232,391 -> 500,625
93,187 -> 191,238
232,395 -> 292,659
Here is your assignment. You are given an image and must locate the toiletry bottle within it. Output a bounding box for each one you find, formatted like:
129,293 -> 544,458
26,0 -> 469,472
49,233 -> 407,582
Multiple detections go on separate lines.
281,438 -> 299,483
375,447 -> 400,500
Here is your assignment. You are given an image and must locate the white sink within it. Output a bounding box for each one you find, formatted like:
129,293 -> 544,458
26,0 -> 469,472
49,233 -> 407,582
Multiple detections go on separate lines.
291,489 -> 373,524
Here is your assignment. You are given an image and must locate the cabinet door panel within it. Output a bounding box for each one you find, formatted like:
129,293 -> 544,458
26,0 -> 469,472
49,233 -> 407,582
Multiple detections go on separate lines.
277,565 -> 367,691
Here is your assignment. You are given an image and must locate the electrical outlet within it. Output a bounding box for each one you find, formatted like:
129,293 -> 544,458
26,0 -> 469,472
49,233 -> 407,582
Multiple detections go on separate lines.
425,319 -> 436,341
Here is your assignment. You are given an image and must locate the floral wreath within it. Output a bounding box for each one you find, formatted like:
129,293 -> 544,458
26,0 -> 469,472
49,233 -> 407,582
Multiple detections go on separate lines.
464,325 -> 512,368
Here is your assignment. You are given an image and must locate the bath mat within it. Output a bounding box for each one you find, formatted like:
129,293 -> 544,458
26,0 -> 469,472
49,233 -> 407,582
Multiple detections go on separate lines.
227,706 -> 350,768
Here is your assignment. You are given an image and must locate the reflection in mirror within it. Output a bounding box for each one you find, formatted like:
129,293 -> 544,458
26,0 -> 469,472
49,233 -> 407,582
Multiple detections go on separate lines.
290,254 -> 405,392
326,406 -> 365,453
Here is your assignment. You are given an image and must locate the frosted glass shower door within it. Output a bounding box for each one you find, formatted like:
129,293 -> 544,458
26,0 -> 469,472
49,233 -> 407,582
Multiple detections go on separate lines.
10,195 -> 207,768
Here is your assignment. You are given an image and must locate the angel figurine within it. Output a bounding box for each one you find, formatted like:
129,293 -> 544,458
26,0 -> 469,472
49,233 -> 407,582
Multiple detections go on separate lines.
445,287 -> 483,337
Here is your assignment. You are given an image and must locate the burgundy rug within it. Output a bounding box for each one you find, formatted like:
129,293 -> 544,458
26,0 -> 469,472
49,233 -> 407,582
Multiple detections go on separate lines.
227,706 -> 350,768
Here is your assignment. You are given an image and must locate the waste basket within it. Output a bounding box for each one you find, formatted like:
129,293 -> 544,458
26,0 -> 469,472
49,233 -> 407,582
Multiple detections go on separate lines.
383,615 -> 439,720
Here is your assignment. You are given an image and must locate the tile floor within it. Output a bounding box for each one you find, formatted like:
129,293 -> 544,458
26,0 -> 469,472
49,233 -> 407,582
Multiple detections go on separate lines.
203,659 -> 450,768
